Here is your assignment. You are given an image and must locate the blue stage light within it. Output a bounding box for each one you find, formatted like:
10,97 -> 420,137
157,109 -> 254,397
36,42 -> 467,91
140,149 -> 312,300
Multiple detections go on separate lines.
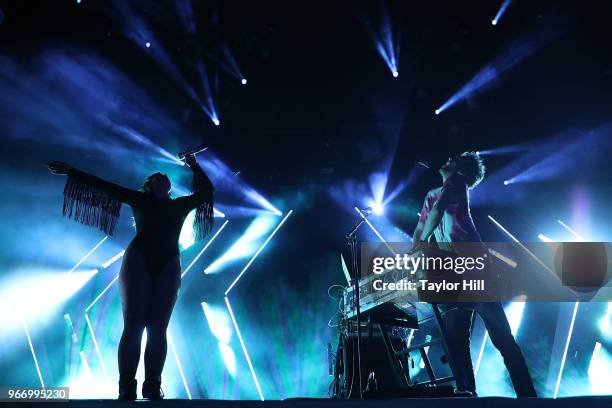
372,202 -> 384,215
241,78 -> 247,85
492,0 -> 512,27
538,233 -> 553,242
392,71 -> 399,78
434,24 -> 555,114
145,42 -> 151,48
213,117 -> 220,126
434,109 -> 440,115
503,180 -> 510,185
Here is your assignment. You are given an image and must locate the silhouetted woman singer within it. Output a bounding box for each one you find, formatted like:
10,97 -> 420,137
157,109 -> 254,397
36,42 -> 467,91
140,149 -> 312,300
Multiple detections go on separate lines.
47,154 -> 213,400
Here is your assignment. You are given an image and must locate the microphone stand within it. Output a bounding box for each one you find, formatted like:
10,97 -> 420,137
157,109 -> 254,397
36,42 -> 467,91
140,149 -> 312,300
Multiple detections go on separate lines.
346,211 -> 369,399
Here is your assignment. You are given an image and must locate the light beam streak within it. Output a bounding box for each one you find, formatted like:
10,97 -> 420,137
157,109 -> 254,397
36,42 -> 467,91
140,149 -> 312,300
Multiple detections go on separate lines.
101,250 -> 125,269
167,330 -> 192,399
488,215 -> 553,274
225,210 -> 293,295
84,313 -> 111,385
182,220 -> 229,278
492,0 -> 512,26
474,331 -> 489,376
557,220 -> 585,241
68,236 -> 108,274
23,320 -> 45,388
354,207 -> 397,255
553,301 -> 579,399
224,297 -> 264,401
85,276 -> 119,313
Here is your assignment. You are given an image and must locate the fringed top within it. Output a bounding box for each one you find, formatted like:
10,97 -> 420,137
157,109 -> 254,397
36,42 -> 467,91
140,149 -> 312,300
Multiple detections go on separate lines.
188,165 -> 214,241
62,165 -> 213,240
60,165 -> 213,276
63,169 -> 139,236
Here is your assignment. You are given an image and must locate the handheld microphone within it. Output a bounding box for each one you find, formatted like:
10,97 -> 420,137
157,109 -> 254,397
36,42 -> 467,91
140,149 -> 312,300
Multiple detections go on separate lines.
178,145 -> 208,160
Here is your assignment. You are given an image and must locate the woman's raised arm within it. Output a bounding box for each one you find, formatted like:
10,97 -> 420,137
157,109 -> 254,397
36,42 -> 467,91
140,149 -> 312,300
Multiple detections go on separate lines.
47,161 -> 142,235
174,155 -> 214,240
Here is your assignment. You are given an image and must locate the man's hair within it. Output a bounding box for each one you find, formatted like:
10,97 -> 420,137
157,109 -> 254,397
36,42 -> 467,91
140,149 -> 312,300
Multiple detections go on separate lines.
456,151 -> 486,189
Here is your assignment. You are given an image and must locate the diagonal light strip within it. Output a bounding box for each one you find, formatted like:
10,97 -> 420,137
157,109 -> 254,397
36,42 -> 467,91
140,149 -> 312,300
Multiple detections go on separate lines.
22,319 -> 45,388
167,329 -> 192,399
354,207 -> 397,255
474,331 -> 489,376
84,313 -> 111,385
182,220 -> 229,278
85,275 -> 119,313
101,250 -> 125,269
68,236 -> 108,274
553,301 -> 579,399
488,215 -> 553,274
225,210 -> 293,295
557,220 -> 585,241
224,297 -> 264,401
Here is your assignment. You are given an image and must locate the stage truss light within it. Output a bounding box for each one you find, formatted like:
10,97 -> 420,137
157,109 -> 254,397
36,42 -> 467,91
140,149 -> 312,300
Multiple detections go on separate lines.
241,78 -> 247,85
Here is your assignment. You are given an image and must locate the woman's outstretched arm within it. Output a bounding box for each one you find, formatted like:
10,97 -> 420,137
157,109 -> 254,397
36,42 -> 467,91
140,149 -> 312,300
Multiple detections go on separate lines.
175,154 -> 214,240
47,161 -> 142,235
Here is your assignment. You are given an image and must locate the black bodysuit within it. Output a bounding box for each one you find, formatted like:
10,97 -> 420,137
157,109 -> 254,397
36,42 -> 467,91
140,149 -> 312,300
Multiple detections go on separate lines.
62,164 -> 213,275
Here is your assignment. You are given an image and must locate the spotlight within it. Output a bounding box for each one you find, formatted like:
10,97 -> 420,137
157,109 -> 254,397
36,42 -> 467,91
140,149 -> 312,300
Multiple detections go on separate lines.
492,19 -> 498,26
538,233 -> 553,242
503,180 -> 510,185
145,42 -> 151,48
372,202 -> 384,215
392,71 -> 399,78
434,109 -> 440,115
213,118 -> 220,126
241,78 -> 247,85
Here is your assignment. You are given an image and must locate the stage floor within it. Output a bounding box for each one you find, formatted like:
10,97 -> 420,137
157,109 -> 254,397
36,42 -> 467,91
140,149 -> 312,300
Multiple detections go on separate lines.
8,396 -> 612,407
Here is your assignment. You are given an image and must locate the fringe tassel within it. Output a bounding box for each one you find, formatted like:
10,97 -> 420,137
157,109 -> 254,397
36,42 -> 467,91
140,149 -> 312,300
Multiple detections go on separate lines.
62,173 -> 122,236
194,201 -> 214,241
192,175 -> 214,241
